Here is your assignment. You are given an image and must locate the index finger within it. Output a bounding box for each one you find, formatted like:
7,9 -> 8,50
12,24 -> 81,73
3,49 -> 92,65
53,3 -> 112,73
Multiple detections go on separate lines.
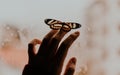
37,30 -> 58,56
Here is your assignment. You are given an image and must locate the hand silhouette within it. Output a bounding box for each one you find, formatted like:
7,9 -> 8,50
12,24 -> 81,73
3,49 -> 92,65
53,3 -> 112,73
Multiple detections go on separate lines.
22,29 -> 80,75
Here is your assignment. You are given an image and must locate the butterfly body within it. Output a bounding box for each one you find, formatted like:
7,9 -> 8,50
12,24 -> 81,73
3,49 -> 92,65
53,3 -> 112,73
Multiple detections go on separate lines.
44,19 -> 81,32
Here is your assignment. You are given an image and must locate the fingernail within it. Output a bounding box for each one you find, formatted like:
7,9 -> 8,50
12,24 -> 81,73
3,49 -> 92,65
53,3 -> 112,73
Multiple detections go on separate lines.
71,57 -> 77,64
74,31 -> 80,36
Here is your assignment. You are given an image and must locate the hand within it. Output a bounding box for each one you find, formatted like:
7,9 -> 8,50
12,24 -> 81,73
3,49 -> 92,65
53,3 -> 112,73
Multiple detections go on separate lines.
22,29 -> 80,75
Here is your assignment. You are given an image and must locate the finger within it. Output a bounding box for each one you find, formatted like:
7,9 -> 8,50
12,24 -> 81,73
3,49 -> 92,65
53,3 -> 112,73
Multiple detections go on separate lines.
30,39 -> 41,45
28,39 -> 41,64
46,29 -> 68,59
55,31 -> 80,74
37,30 -> 58,56
64,57 -> 77,75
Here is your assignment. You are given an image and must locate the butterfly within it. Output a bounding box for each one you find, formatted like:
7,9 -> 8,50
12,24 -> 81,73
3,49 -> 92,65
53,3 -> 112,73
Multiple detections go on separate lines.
44,18 -> 81,32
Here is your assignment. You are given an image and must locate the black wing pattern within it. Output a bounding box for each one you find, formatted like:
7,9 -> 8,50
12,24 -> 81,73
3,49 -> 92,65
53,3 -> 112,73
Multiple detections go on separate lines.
44,18 -> 81,32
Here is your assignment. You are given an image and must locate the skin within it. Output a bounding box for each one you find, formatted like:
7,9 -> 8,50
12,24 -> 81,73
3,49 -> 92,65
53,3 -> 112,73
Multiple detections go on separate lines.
22,29 -> 80,75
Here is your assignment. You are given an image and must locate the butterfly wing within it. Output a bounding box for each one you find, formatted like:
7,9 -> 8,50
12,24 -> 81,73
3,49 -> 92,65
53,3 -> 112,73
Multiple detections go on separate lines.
44,19 -> 62,30
44,19 -> 82,31
61,22 -> 81,32
50,23 -> 63,30
62,23 -> 71,32
65,22 -> 81,29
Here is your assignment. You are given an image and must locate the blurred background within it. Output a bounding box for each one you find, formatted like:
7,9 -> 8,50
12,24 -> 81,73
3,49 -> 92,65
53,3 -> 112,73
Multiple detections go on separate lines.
0,0 -> 120,75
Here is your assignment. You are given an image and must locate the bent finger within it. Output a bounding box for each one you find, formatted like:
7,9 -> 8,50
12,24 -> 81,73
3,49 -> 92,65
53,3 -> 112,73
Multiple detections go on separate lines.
28,39 -> 41,64
64,57 -> 77,75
